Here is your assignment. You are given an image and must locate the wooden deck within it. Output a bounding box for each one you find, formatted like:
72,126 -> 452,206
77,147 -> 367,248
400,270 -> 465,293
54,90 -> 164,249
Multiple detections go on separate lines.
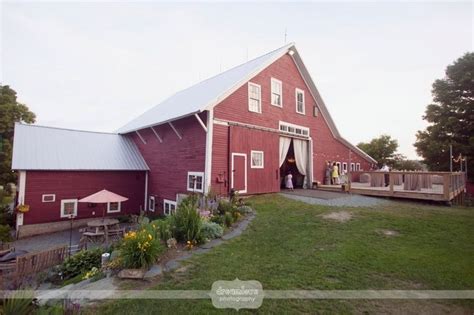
316,171 -> 466,203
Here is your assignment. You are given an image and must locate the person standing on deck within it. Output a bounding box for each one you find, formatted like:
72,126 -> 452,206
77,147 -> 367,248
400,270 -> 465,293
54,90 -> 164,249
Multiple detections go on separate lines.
381,164 -> 390,187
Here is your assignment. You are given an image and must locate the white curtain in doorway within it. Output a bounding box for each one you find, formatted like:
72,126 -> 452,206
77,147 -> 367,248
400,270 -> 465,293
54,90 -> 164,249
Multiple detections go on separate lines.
279,137 -> 292,167
293,139 -> 309,187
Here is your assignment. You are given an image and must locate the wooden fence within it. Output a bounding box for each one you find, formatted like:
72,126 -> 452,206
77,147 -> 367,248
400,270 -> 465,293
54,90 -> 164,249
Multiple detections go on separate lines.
0,245 -> 68,289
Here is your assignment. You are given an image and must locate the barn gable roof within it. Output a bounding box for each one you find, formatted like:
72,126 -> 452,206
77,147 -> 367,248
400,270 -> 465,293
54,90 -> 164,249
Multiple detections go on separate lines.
116,43 -> 376,163
12,123 -> 149,171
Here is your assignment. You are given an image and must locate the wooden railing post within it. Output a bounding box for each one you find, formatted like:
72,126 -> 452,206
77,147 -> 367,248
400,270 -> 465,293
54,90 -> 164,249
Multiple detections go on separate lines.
443,173 -> 450,201
389,172 -> 394,196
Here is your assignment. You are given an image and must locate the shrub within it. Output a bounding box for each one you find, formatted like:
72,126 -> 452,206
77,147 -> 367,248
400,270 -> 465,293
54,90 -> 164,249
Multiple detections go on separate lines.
210,215 -> 224,226
59,248 -> 102,280
0,224 -> 12,243
0,203 -> 14,227
150,218 -> 173,242
170,198 -> 202,243
224,212 -> 233,227
237,205 -> 253,214
217,200 -> 234,215
116,215 -> 131,224
121,229 -> 165,269
200,221 -> 224,241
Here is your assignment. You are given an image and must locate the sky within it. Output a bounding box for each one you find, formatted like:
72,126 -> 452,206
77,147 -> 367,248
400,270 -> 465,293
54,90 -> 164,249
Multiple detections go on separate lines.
1,1 -> 472,159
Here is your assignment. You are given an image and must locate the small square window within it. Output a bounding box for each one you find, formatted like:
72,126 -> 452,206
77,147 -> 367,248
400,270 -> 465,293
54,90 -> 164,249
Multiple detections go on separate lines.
42,194 -> 56,203
61,199 -> 77,218
187,172 -> 204,193
163,199 -> 177,216
107,201 -> 121,213
251,151 -> 264,169
149,196 -> 156,212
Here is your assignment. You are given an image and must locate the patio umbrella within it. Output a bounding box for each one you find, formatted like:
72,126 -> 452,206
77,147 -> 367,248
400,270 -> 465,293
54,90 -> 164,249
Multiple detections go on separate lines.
79,189 -> 128,219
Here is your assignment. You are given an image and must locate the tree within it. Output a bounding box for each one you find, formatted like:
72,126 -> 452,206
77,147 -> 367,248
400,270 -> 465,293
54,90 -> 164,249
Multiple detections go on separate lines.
0,85 -> 36,184
414,52 -> 474,180
357,135 -> 399,168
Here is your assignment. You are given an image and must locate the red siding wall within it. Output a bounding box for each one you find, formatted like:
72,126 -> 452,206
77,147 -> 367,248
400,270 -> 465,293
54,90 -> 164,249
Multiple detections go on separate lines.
23,170 -> 146,225
212,54 -> 372,193
211,124 -> 230,196
129,114 -> 207,213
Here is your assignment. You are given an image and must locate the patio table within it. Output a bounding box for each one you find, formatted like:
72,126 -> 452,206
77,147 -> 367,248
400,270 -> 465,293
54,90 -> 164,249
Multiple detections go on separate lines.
87,218 -> 120,243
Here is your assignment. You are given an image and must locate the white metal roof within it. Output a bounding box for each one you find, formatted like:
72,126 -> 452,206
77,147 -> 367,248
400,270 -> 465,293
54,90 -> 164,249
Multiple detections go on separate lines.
116,43 -> 295,134
12,123 -> 149,171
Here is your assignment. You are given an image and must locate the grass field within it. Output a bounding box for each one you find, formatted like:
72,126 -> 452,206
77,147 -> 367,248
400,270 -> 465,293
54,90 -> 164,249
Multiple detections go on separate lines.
88,194 -> 474,314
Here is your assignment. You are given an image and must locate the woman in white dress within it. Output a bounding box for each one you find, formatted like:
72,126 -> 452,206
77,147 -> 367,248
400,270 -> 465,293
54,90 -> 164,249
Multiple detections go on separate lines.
285,172 -> 294,190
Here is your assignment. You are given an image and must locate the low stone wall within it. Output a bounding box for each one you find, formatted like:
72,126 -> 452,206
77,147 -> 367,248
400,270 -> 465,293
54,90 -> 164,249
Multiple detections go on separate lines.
17,218 -> 92,239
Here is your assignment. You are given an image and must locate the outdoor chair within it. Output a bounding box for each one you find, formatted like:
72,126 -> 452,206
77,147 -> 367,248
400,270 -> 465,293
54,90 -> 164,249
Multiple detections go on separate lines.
82,231 -> 105,244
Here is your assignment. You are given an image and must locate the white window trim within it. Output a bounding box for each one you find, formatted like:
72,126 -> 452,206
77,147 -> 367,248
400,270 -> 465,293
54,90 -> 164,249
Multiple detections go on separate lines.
248,82 -> 262,113
270,77 -> 283,107
163,199 -> 177,216
356,163 -> 361,171
350,163 -> 355,171
187,171 -> 204,193
295,88 -> 305,115
42,194 -> 56,203
60,199 -> 78,218
107,201 -> 121,213
278,121 -> 310,138
148,196 -> 156,212
342,162 -> 348,173
250,150 -> 264,169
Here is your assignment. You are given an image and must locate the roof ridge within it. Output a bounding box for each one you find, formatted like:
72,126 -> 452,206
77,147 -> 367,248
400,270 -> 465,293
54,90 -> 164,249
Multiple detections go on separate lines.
16,122 -> 118,135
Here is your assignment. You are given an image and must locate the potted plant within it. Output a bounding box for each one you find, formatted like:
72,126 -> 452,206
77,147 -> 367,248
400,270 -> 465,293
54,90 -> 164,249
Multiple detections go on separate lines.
16,204 -> 30,213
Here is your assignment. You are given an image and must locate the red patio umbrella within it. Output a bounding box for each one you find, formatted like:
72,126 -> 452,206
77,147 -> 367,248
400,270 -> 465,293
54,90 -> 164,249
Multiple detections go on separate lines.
79,189 -> 128,219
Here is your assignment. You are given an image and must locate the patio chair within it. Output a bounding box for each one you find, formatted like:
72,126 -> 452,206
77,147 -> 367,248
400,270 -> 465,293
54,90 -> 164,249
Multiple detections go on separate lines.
82,231 -> 105,244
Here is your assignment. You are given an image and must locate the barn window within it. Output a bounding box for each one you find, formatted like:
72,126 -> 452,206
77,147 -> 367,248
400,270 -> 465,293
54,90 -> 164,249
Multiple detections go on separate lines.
187,172 -> 204,193
248,82 -> 262,113
356,163 -> 361,171
107,202 -> 121,213
271,78 -> 282,107
148,196 -> 156,212
60,199 -> 77,218
42,194 -> 56,203
342,163 -> 348,173
251,151 -> 264,169
295,88 -> 305,114
163,199 -> 177,216
279,121 -> 310,138
350,163 -> 355,171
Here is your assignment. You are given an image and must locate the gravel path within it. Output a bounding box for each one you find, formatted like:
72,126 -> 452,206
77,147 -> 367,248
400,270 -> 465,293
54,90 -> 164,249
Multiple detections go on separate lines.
280,192 -> 388,207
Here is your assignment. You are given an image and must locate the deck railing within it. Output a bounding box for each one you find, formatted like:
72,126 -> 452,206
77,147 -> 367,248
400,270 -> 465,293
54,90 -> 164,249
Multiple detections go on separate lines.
345,171 -> 466,202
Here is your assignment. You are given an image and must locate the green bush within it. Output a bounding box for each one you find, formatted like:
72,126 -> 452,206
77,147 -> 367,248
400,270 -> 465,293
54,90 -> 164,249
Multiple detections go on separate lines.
59,248 -> 102,280
116,215 -> 131,224
0,224 -> 12,243
121,229 -> 165,269
0,203 -> 14,227
237,205 -> 253,214
170,199 -> 202,243
217,200 -> 234,215
150,218 -> 173,241
210,215 -> 224,226
200,221 -> 224,241
224,212 -> 233,227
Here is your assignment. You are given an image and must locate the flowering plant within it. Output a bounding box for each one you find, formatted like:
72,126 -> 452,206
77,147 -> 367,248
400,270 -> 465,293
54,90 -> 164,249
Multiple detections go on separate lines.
16,204 -> 30,213
120,229 -> 165,269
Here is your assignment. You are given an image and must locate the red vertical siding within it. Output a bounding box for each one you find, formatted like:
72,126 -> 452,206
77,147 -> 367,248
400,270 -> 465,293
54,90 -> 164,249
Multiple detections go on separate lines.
129,114 -> 207,213
211,124 -> 229,195
212,53 -> 372,189
23,170 -> 146,225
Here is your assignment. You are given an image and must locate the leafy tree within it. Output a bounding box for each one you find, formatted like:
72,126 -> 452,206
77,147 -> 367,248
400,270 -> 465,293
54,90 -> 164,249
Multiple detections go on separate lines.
393,159 -> 425,171
414,52 -> 473,180
357,135 -> 399,168
0,85 -> 36,184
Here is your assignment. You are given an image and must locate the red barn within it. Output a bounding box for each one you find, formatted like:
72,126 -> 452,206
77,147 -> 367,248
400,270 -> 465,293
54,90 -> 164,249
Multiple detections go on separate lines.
12,43 -> 375,236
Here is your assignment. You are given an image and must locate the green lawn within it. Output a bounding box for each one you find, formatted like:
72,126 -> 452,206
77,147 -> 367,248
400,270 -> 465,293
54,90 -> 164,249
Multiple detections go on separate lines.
89,195 -> 474,314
